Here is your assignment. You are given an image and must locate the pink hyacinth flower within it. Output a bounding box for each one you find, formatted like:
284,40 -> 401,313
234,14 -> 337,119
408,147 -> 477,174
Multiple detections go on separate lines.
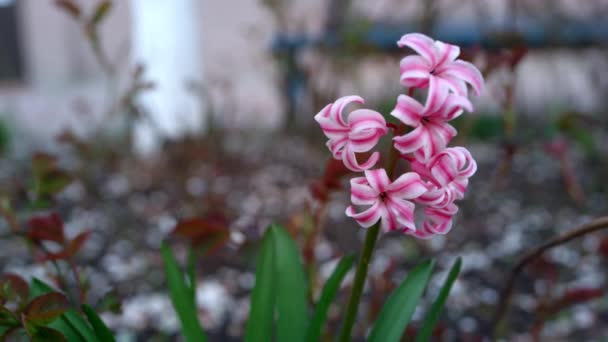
398,33 -> 484,100
392,94 -> 473,162
315,96 -> 388,172
345,168 -> 427,233
405,147 -> 477,238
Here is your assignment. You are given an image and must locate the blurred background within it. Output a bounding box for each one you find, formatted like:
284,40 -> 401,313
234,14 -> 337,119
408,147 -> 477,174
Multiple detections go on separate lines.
0,0 -> 607,340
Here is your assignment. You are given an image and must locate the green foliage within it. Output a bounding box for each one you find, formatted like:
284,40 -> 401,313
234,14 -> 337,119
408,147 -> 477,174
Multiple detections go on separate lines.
369,260 -> 435,342
22,293 -> 70,328
244,228 -> 277,342
306,255 -> 355,342
161,244 -> 207,342
271,226 -> 309,341
30,279 -> 98,342
82,305 -> 115,342
415,258 -> 462,342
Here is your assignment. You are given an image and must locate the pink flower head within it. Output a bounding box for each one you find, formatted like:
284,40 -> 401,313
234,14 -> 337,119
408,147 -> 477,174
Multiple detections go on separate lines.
392,94 -> 473,162
345,168 -> 427,233
404,147 -> 477,239
398,33 -> 484,100
315,96 -> 388,172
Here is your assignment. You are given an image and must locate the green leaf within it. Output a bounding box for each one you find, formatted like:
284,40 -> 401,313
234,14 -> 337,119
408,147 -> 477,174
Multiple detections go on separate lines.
369,260 -> 435,342
23,293 -> 70,327
244,228 -> 276,342
161,243 -> 207,342
415,258 -> 462,342
271,225 -> 309,342
306,255 -> 355,342
82,305 -> 115,342
31,326 -> 67,342
30,279 -> 94,342
0,306 -> 19,327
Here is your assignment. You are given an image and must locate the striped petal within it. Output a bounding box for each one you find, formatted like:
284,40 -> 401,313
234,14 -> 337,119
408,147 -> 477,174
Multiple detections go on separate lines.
434,41 -> 460,67
424,75 -> 449,113
387,172 -> 427,199
346,202 -> 382,228
379,203 -> 400,233
364,168 -> 391,193
387,198 -> 416,232
393,125 -> 428,155
391,94 -> 425,127
350,176 -> 379,205
397,33 -> 438,66
342,144 -> 380,172
438,60 -> 485,96
399,55 -> 432,87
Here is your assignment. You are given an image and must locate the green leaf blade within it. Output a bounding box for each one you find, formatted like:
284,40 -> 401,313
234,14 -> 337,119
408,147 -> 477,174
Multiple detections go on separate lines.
369,260 -> 435,342
270,225 -> 309,342
82,305 -> 115,342
306,254 -> 355,342
244,228 -> 276,342
415,258 -> 461,342
160,243 -> 207,342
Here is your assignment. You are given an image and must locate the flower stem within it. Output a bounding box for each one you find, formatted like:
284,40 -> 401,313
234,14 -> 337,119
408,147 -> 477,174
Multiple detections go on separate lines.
338,119 -> 403,341
338,221 -> 381,342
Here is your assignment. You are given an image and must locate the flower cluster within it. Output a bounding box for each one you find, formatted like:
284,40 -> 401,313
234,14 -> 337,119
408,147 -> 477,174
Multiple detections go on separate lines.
315,33 -> 484,238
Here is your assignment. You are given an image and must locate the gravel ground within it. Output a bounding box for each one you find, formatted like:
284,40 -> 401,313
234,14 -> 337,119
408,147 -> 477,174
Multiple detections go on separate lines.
1,130 -> 607,341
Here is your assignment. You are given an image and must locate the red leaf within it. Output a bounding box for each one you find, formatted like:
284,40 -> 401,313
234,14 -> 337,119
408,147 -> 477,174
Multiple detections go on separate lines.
310,158 -> 353,201
40,231 -> 90,262
171,216 -> 230,253
23,293 -> 70,327
27,213 -> 65,244
0,274 -> 29,304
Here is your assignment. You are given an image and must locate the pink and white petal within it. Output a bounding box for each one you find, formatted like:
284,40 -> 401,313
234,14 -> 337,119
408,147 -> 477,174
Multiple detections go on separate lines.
401,76 -> 430,89
439,60 -> 485,96
387,172 -> 427,199
348,109 -> 387,131
426,121 -> 457,148
387,198 -> 416,231
327,137 -> 348,160
429,153 -> 458,186
364,168 -> 391,193
330,95 -> 365,126
424,205 -> 457,234
391,94 -> 425,127
346,202 -> 382,228
350,177 -> 378,205
453,147 -> 477,178
408,228 -> 436,239
342,145 -> 379,172
440,95 -> 473,120
399,55 -> 432,82
434,41 -> 461,67
424,76 -> 449,113
397,33 -> 438,66
315,103 -> 333,122
416,187 -> 446,206
450,179 -> 469,199
348,130 -> 383,152
379,204 -> 400,233
393,125 -> 428,155
316,118 -> 350,140
438,75 -> 468,97
419,125 -> 448,162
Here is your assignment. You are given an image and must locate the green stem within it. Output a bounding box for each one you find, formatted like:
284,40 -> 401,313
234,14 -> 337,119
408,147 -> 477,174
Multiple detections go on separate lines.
338,222 -> 381,341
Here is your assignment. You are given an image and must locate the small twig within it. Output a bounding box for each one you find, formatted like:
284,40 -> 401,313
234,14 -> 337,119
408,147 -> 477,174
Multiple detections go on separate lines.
491,216 -> 608,336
